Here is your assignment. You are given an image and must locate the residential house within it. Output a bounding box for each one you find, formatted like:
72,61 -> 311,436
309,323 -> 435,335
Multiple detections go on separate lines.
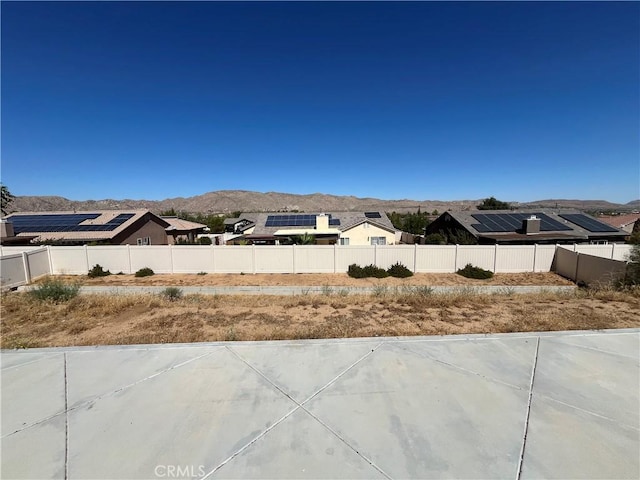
425,210 -> 628,245
161,216 -> 208,244
238,211 -> 398,245
3,210 -> 175,245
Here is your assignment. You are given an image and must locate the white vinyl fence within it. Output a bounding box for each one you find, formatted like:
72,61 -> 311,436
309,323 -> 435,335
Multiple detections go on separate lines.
555,247 -> 629,286
0,243 -> 633,288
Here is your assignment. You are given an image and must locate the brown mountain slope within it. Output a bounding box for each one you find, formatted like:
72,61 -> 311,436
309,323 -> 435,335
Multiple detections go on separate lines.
7,190 -> 637,214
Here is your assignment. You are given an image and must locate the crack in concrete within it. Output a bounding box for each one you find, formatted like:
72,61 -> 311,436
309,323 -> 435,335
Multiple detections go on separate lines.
516,336 -> 540,480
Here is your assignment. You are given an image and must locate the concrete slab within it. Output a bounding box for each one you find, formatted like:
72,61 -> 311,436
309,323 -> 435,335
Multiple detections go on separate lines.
210,407 -> 387,479
1,351 -> 61,370
67,348 -> 298,479
1,353 -> 66,436
391,336 -> 537,390
544,331 -> 640,360
521,394 -> 640,479
305,342 -> 529,479
534,336 -> 639,427
66,345 -> 221,408
228,340 -> 380,403
1,414 -> 66,479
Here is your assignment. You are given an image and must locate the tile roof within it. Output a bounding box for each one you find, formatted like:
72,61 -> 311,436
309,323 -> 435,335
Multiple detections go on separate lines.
251,211 -> 396,236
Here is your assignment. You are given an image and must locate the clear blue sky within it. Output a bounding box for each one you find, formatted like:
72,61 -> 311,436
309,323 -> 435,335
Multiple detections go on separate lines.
2,1 -> 639,203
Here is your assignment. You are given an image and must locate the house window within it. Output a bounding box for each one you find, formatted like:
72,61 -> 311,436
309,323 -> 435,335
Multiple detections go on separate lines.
371,237 -> 386,245
137,236 -> 151,246
340,238 -> 350,245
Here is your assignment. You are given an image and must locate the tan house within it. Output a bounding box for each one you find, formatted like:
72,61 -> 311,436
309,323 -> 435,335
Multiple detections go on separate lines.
3,210 -> 176,245
161,216 -> 208,244
242,211 -> 398,245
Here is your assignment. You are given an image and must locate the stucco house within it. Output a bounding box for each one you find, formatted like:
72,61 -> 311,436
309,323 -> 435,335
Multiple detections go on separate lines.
239,211 -> 398,245
425,210 -> 628,245
3,210 -> 186,245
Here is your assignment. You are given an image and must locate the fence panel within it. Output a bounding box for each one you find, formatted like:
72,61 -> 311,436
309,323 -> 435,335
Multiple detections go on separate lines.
255,246 -> 294,273
27,248 -> 51,279
130,246 -> 173,274
533,245 -> 557,272
0,246 -> 44,255
375,245 -> 416,270
0,254 -> 27,288
576,255 -> 627,286
455,246 -> 496,271
212,246 -> 254,273
612,244 -> 633,261
50,246 -> 89,274
87,246 -> 132,274
574,245 -> 614,258
335,246 -> 375,272
554,247 -> 578,281
294,246 -> 335,273
495,246 -> 535,273
170,246 -> 215,273
415,246 -> 457,273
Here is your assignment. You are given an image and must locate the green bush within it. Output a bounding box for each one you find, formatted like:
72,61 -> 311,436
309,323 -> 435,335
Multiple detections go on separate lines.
88,264 -> 111,278
456,263 -> 494,280
348,264 -> 389,279
30,278 -> 80,303
387,262 -> 413,278
160,287 -> 183,301
198,236 -> 212,245
134,267 -> 154,278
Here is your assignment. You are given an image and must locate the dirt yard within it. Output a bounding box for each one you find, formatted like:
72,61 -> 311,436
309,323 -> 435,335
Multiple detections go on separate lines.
2,272 -> 638,349
56,272 -> 574,287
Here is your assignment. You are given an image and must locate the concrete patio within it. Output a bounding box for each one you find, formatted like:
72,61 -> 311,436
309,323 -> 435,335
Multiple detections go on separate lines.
2,329 -> 638,479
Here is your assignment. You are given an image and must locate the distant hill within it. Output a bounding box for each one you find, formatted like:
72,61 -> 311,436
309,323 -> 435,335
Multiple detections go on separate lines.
7,190 -> 639,215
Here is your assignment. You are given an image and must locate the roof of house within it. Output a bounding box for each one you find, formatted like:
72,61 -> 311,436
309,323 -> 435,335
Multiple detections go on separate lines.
597,214 -> 640,230
223,215 -> 257,225
161,217 -> 208,232
3,210 -> 169,242
432,209 -> 628,241
250,211 -> 396,236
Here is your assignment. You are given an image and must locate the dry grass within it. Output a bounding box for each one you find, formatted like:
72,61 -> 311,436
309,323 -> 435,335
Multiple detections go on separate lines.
2,286 -> 638,349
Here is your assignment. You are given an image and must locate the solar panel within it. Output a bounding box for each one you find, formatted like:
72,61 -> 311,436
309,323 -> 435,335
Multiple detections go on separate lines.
559,214 -> 619,233
10,213 -> 134,234
266,214 -> 339,228
471,213 -> 573,233
365,212 -> 381,219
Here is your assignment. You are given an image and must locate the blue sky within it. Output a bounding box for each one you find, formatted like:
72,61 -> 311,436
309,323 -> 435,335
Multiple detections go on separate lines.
2,1 -> 639,204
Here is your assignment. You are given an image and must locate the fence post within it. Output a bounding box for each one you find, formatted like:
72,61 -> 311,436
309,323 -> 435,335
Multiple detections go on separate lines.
47,245 -> 54,275
169,244 -> 174,274
211,243 -> 216,273
611,243 -> 616,260
21,252 -> 32,284
292,244 -> 296,274
413,244 -> 418,273
454,244 -> 459,271
533,244 -> 538,272
493,244 -> 498,272
84,245 -> 90,274
334,244 -> 337,273
574,252 -> 581,283
374,244 -> 377,266
252,244 -> 256,274
127,244 -> 132,274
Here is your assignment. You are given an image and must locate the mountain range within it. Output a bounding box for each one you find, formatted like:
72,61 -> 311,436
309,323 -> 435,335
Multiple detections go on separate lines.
8,190 -> 640,215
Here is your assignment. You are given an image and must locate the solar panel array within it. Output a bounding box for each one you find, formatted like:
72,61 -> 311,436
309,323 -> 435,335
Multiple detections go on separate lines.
471,213 -> 572,233
265,214 -> 340,227
11,213 -> 135,234
558,214 -> 619,233
364,212 -> 382,219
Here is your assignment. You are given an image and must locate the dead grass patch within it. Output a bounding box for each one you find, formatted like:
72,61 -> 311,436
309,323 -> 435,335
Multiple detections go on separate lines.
2,288 -> 638,349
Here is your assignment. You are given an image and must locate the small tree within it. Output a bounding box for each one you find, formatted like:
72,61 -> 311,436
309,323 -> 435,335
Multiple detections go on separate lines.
1,185 -> 14,215
477,197 -> 511,210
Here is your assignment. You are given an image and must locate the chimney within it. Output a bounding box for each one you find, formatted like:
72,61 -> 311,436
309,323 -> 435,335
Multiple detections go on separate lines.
522,215 -> 541,234
315,214 -> 329,231
1,220 -> 15,238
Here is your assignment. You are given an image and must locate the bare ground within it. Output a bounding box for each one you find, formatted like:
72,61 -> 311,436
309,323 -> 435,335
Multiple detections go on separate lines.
2,285 -> 638,349
54,272 -> 574,287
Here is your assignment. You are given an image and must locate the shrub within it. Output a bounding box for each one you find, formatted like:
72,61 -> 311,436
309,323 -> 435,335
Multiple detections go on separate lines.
30,278 -> 80,303
387,262 -> 413,278
135,267 -> 154,278
198,236 -> 212,245
456,263 -> 494,280
348,264 -> 388,278
88,264 -> 111,278
160,287 -> 183,301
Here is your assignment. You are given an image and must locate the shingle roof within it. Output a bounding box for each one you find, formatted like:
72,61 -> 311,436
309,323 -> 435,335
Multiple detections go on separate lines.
162,217 -> 208,231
